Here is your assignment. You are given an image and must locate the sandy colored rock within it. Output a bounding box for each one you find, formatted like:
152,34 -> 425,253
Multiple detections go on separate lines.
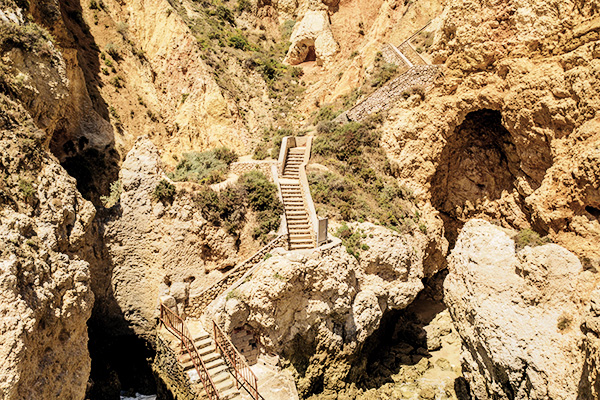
445,219 -> 597,400
104,136 -> 241,336
206,221 -> 446,395
379,0 -> 600,261
284,10 -> 339,65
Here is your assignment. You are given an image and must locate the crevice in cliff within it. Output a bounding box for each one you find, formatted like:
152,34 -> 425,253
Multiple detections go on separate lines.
430,109 -> 523,246
340,272 -> 466,399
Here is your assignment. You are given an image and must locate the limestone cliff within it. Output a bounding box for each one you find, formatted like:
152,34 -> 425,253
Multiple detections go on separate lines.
0,6 -> 95,396
103,136 -> 243,337
379,0 -> 600,262
445,219 -> 596,399
205,222 -> 446,396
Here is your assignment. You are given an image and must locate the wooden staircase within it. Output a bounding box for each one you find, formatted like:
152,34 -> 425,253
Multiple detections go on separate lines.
178,330 -> 242,400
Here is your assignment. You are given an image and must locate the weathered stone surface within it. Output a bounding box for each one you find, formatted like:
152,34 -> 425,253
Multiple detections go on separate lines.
284,10 -> 339,65
104,136 -> 240,336
205,221 -> 446,395
445,219 -> 597,400
381,0 -> 600,261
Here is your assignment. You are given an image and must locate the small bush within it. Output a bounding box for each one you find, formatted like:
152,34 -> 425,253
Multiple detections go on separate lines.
239,170 -> 283,241
196,185 -> 246,235
169,151 -> 228,184
237,0 -> 252,12
100,179 -> 122,208
105,42 -> 119,59
514,229 -> 550,250
216,5 -> 235,25
110,76 -> 123,88
229,33 -> 250,50
153,179 -> 176,203
89,0 -> 100,10
116,21 -> 129,35
370,63 -> 397,88
19,178 -> 34,200
213,146 -> 238,165
335,223 -> 367,260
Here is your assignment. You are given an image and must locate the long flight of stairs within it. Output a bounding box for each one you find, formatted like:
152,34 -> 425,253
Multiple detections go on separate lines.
175,330 -> 242,400
280,146 -> 315,250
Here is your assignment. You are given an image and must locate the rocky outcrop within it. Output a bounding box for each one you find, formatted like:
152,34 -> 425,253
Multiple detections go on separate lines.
445,219 -> 597,399
0,97 -> 95,399
380,0 -> 600,261
205,222 -> 446,395
284,10 -> 339,65
103,136 -> 241,337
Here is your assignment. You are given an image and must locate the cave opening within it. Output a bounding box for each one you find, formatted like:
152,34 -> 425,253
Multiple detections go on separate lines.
430,109 -> 519,246
305,45 -> 317,62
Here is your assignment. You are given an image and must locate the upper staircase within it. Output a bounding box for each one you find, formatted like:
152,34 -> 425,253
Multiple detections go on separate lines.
279,143 -> 319,250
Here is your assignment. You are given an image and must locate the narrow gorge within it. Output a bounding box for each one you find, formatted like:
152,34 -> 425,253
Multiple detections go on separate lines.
1,0 -> 599,399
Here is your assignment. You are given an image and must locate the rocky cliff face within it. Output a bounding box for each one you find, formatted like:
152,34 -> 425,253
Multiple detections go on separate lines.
380,0 -> 600,262
0,7 -> 95,395
445,219 -> 596,399
103,136 -> 243,337
206,222 -> 447,396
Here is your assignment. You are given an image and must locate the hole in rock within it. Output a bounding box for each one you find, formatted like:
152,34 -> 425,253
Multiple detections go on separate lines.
305,45 -> 317,62
586,205 -> 600,219
87,331 -> 162,400
430,109 -> 519,246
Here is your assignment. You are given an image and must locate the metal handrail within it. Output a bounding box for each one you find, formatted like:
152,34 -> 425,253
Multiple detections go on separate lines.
212,321 -> 263,400
159,302 -> 220,400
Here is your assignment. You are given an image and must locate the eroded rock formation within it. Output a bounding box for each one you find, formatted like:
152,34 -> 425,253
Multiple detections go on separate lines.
381,0 -> 600,261
284,10 -> 339,65
103,137 -> 241,336
206,222 -> 446,395
445,219 -> 596,399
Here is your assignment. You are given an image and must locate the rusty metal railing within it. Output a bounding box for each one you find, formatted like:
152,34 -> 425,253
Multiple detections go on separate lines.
159,302 -> 220,400
212,321 -> 263,400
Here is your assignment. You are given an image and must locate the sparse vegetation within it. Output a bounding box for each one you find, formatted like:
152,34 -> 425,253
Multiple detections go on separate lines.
309,118 -> 421,233
514,229 -> 551,250
0,22 -> 54,55
100,179 -> 122,208
18,178 -> 34,200
194,170 -> 282,241
239,170 -> 283,242
105,42 -> 119,59
152,179 -> 176,203
335,223 -> 369,260
168,147 -> 238,184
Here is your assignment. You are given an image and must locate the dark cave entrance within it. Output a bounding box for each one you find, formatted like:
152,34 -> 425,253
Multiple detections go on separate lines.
305,45 -> 317,62
430,109 -> 519,246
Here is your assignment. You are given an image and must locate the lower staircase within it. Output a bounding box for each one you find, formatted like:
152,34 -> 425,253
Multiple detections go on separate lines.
178,330 -> 241,400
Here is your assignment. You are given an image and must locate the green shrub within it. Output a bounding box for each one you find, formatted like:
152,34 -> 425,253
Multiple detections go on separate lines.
237,0 -> 252,12
213,146 -> 238,165
335,223 -> 367,260
105,42 -> 119,59
18,178 -> 34,200
196,185 -> 246,235
370,62 -> 397,88
153,179 -> 176,203
89,0 -> 100,10
514,229 -> 550,250
216,5 -> 235,25
100,179 -> 122,208
0,22 -> 54,54
313,122 -> 379,161
239,170 -> 283,241
169,151 -> 229,184
229,33 -> 250,50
